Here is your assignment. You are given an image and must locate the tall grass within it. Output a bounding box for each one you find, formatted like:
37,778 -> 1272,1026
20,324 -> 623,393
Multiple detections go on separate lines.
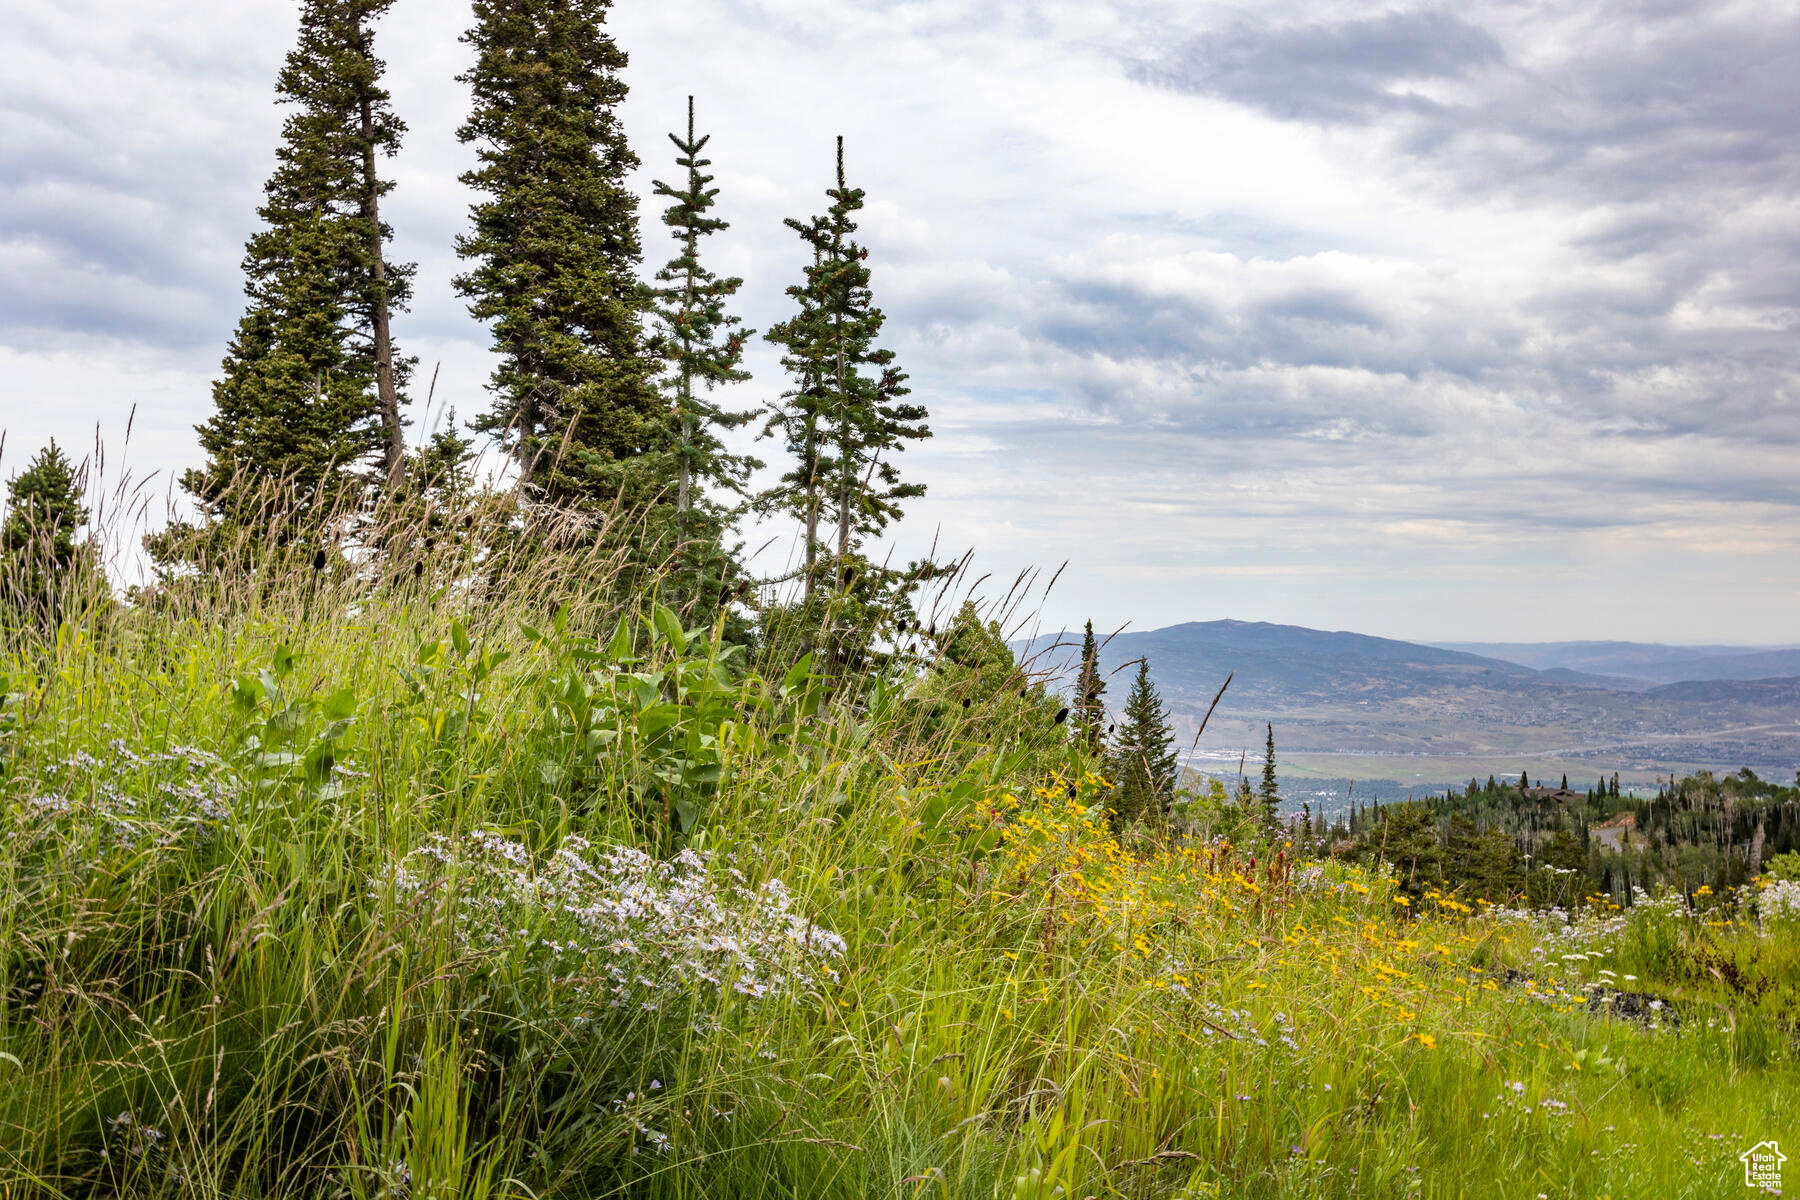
0,491 -> 1794,1198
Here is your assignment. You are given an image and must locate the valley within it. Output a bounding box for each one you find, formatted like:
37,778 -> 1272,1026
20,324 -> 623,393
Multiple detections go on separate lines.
1018,620 -> 1800,803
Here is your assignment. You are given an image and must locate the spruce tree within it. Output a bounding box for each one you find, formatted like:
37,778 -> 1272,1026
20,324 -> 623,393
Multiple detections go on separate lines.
763,139 -> 929,587
2,442 -> 97,629
1072,620 -> 1107,754
762,237 -> 834,597
646,98 -> 760,606
179,0 -> 413,535
456,0 -> 659,502
1232,777 -> 1258,834
1261,723 -> 1281,837
1109,658 -> 1177,829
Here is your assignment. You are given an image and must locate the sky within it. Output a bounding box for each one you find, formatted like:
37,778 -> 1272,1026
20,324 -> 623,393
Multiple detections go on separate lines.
4,0 -> 1800,644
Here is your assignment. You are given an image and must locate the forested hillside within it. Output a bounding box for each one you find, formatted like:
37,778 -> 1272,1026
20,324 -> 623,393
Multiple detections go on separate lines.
1322,769 -> 1800,908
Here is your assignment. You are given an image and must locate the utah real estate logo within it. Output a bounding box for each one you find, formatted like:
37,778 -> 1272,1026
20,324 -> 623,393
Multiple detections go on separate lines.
1740,1140 -> 1784,1190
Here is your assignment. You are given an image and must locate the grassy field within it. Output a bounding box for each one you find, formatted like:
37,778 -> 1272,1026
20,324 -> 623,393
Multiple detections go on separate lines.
1,544 -> 1795,1198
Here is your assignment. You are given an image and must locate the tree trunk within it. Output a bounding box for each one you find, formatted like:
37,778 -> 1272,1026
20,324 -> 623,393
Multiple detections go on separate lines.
360,92 -> 404,491
834,340 -> 851,561
676,260 -> 693,524
802,406 -> 818,601
677,411 -> 692,513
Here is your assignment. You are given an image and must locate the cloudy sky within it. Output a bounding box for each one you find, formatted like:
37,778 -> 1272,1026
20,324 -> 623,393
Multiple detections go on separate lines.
5,0 -> 1800,643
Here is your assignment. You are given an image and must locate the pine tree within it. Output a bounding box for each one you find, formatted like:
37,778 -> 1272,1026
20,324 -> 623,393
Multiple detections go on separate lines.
455,0 -> 659,502
2,442 -> 98,629
1232,777 -> 1258,834
178,0 -> 413,537
1108,658 -> 1177,829
763,138 -> 929,588
762,237 -> 828,597
761,227 -> 832,596
1365,802 -> 1442,912
645,97 -> 760,608
1260,723 -> 1281,838
1072,620 -> 1106,754
650,97 -> 758,515
920,600 -> 1065,751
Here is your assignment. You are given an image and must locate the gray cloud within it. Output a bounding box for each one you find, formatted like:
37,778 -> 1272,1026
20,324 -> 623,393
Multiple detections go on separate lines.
1131,9 -> 1504,124
1135,1 -> 1800,212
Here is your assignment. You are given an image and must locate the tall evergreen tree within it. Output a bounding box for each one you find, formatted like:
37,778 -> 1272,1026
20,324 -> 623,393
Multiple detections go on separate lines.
2,442 -> 98,629
455,0 -> 658,502
763,139 -> 929,587
1365,802 -> 1445,912
1109,658 -> 1177,829
645,98 -> 760,605
179,0 -> 413,534
1073,620 -> 1107,754
763,240 -> 829,596
1260,723 -> 1281,837
650,97 -> 757,518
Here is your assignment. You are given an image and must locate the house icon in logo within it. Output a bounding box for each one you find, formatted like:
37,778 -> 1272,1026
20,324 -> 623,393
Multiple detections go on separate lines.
1741,1141 -> 1785,1189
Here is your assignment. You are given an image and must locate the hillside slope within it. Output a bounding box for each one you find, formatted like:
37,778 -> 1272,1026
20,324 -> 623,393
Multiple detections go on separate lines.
1016,620 -> 1800,778
1435,639 -> 1800,683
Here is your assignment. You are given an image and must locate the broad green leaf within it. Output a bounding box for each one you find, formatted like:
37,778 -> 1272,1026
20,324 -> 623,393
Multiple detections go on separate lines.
652,604 -> 686,653
267,704 -> 309,738
606,616 -> 633,661
782,654 -> 814,694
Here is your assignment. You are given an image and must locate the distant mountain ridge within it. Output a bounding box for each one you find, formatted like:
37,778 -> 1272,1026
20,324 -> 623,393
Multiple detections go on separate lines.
1010,620 -> 1800,776
1646,677 -> 1800,704
1432,640 -> 1800,684
1017,620 -> 1547,708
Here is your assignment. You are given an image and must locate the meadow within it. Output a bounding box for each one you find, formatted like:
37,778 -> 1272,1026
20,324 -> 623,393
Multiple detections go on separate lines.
1,526 -> 1794,1199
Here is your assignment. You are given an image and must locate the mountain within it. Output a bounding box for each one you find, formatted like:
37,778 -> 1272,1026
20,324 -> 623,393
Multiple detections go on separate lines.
1535,667 -> 1654,691
1013,621 -> 1800,787
1432,640 -> 1800,684
1017,620 -> 1539,707
1640,650 -> 1800,684
1646,677 -> 1800,704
